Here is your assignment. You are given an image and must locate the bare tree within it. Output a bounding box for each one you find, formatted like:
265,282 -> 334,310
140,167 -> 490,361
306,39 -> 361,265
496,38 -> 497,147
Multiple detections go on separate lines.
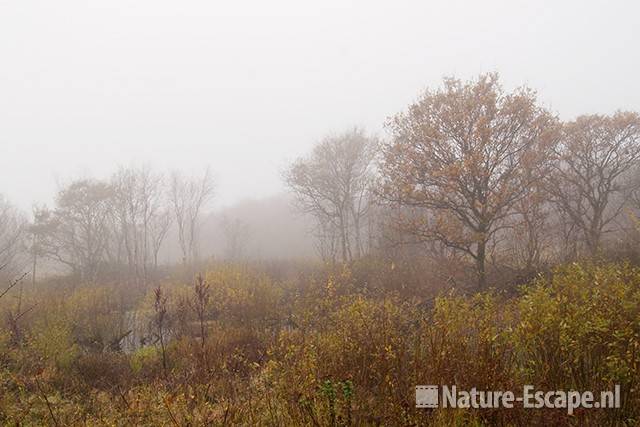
149,208 -> 172,269
169,168 -> 215,266
111,166 -> 169,284
284,128 -> 377,263
379,74 -> 558,289
548,112 -> 640,257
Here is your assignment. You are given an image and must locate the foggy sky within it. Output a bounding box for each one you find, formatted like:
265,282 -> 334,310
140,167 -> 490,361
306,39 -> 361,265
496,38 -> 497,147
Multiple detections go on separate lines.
1,0 -> 639,211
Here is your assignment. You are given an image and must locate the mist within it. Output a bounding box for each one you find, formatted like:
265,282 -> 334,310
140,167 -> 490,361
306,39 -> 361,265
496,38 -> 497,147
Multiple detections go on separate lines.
2,2 -> 640,425
1,1 -> 639,212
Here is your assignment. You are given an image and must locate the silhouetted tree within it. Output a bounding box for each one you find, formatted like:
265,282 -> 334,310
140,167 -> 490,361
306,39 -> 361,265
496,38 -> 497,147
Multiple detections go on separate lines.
285,128 -> 377,263
44,179 -> 115,282
169,168 -> 215,266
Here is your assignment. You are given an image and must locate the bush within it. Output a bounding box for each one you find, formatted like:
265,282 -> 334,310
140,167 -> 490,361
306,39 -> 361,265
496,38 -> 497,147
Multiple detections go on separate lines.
2,262 -> 640,425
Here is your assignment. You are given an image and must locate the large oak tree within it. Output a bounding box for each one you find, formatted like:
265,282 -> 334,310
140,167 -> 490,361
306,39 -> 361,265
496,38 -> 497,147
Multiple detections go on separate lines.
379,74 -> 558,289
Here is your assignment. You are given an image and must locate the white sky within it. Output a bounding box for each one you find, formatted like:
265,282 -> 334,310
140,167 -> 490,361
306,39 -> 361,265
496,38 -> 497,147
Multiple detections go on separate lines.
1,0 -> 639,210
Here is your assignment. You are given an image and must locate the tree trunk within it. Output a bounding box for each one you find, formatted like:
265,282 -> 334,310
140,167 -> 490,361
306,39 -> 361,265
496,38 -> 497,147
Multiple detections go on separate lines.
476,240 -> 486,290
586,227 -> 601,258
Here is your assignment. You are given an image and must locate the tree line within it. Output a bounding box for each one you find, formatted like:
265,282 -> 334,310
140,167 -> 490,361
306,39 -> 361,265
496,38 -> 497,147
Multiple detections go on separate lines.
285,73 -> 640,289
1,73 -> 639,291
0,167 -> 214,286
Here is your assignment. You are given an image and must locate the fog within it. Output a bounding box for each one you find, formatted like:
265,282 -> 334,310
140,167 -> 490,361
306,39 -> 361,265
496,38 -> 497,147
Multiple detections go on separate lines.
1,0 -> 639,212
3,3 -> 640,423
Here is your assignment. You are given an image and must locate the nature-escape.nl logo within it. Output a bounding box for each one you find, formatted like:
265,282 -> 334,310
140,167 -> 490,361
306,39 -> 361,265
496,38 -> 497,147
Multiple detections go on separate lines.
415,385 -> 621,415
